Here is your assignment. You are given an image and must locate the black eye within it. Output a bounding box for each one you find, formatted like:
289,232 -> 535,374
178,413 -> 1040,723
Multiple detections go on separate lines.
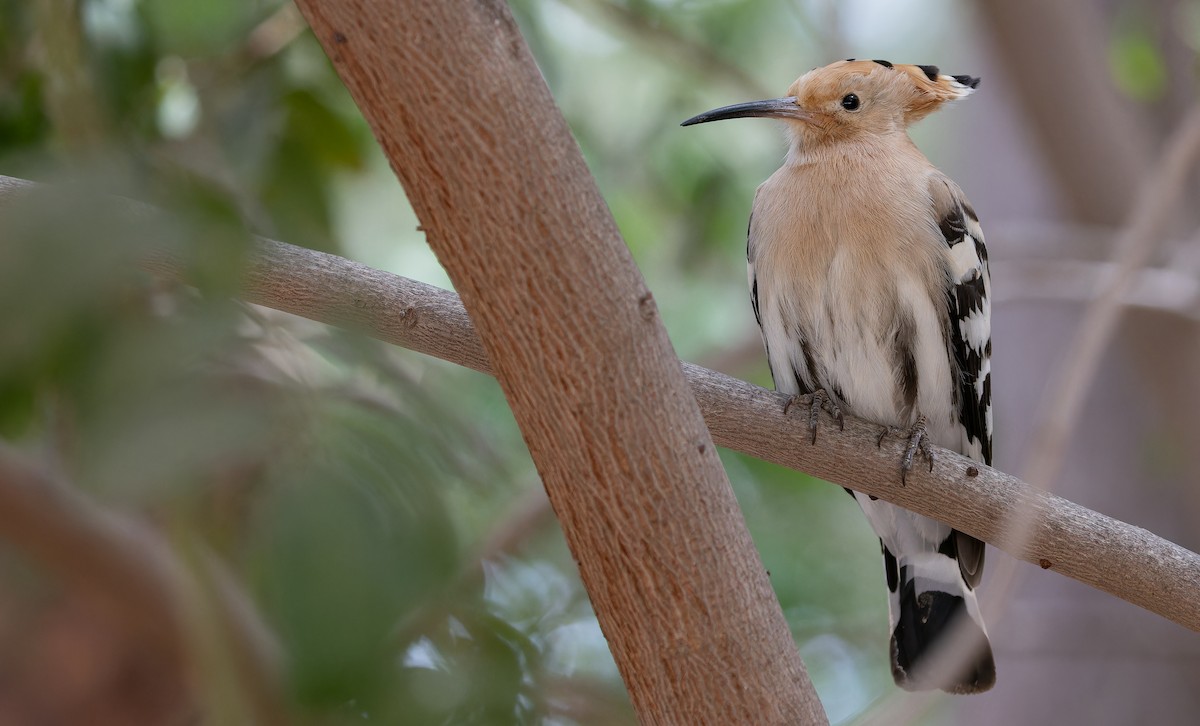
841,93 -> 860,111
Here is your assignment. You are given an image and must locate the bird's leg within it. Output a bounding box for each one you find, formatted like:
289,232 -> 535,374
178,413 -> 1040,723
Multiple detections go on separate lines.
783,389 -> 844,445
877,414 -> 936,486
901,415 -> 935,484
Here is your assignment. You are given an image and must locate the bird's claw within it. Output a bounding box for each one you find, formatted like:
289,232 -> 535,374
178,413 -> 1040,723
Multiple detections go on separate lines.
783,389 -> 843,445
879,415 -> 935,486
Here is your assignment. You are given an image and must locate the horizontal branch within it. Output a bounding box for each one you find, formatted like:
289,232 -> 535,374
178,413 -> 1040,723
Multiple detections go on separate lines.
161,236 -> 1200,633
2,174 -> 1198,634
991,258 -> 1200,321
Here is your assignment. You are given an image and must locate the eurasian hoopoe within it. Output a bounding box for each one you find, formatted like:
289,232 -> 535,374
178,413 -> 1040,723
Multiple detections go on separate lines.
683,59 -> 995,694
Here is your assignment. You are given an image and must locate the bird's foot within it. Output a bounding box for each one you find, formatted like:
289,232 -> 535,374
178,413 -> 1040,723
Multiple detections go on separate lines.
876,415 -> 935,486
783,389 -> 844,445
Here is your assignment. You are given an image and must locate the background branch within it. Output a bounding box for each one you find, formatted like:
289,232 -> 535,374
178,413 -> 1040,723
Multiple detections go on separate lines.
0,443 -> 288,726
990,259 -> 1200,320
561,0 -> 773,98
0,443 -> 187,670
1022,103 -> 1200,492
973,0 -> 1153,225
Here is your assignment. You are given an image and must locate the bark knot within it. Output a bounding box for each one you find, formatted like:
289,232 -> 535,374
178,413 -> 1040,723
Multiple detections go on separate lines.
402,305 -> 419,329
637,292 -> 657,320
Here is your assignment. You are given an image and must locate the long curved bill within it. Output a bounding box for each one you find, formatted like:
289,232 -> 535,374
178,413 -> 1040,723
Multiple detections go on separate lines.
680,97 -> 807,126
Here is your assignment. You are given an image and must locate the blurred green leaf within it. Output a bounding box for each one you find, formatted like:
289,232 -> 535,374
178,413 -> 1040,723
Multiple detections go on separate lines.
395,610 -> 537,724
140,0 -> 255,56
261,134 -> 338,252
0,70 -> 49,151
254,403 -> 459,710
152,172 -> 254,295
0,187 -> 153,435
281,89 -> 367,172
1110,19 -> 1167,102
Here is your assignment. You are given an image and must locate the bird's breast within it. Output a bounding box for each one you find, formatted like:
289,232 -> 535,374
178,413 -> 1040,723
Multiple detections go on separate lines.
749,163 -> 956,435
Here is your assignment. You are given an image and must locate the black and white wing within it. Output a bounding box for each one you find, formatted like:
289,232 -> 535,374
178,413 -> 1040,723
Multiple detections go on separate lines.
931,177 -> 992,588
932,178 -> 992,466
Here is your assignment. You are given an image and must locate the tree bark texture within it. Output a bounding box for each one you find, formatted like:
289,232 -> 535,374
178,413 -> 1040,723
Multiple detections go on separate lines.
286,2 -> 826,724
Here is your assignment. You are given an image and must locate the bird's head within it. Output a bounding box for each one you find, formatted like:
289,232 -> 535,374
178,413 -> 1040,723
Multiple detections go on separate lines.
682,59 -> 978,148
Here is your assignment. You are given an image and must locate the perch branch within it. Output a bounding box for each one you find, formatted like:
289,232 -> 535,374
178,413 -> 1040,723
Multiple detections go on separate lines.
135,223 -> 1200,635
3,172 -> 1200,636
0,171 -> 1197,634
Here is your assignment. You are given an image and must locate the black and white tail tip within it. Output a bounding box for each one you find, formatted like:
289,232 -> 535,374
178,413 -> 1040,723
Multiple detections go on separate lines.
884,545 -> 996,694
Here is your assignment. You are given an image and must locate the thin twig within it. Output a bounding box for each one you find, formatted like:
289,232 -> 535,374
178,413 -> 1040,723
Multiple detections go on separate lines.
1023,103 -> 1200,491
975,104 -> 1200,692
561,0 -> 773,99
241,3 -> 307,63
990,258 -> 1200,320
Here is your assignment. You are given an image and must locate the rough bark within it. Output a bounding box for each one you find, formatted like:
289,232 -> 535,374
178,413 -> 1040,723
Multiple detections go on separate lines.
286,2 -> 826,724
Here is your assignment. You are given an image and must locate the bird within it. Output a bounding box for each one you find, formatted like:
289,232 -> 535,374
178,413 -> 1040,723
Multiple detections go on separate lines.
682,59 -> 994,694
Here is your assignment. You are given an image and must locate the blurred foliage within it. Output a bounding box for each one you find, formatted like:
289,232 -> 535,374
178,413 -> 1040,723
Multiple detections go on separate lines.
7,0 -> 1183,724
1109,7 -> 1168,103
0,1 -> 577,723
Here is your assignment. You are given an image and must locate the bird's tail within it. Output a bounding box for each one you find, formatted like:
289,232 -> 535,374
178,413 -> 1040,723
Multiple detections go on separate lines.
886,551 -> 995,694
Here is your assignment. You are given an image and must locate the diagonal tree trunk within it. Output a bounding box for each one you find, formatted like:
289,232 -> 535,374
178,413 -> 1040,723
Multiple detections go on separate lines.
289,1 -> 827,723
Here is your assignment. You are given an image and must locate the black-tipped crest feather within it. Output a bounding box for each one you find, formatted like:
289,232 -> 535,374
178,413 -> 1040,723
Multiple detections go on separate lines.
916,64 -> 940,81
